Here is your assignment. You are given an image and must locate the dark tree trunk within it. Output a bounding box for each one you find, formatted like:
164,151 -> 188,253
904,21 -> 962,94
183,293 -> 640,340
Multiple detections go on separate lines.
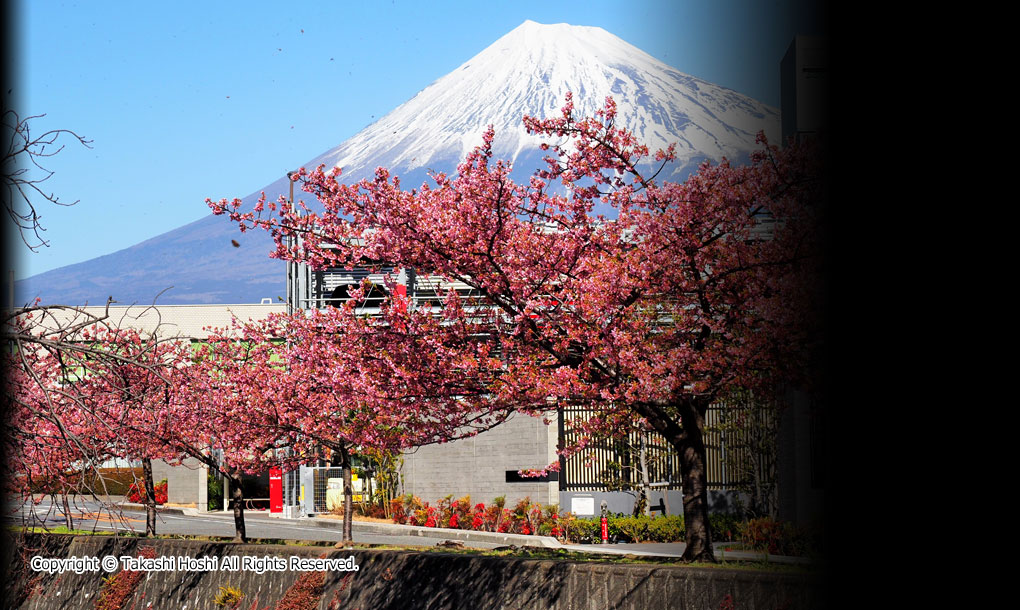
142,458 -> 157,536
638,430 -> 651,517
230,476 -> 247,543
60,493 -> 73,530
675,398 -> 715,562
632,398 -> 717,563
339,446 -> 354,547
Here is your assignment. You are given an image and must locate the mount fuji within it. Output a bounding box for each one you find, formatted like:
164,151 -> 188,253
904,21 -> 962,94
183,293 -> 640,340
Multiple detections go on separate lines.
16,20 -> 779,307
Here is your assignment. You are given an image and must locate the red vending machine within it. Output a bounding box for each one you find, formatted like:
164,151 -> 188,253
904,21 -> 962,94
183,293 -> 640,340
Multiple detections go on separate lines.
269,467 -> 283,513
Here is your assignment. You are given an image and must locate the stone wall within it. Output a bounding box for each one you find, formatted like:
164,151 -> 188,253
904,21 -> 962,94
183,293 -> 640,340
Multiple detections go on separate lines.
3,534 -> 823,609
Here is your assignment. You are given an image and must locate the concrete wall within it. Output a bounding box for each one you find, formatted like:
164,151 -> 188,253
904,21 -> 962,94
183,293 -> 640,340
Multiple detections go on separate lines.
400,413 -> 559,506
4,534 -> 823,610
151,458 -> 207,509
561,489 -> 747,518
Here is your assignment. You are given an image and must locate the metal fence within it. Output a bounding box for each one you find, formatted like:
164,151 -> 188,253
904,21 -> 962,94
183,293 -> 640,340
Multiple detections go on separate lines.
299,465 -> 376,515
559,396 -> 778,492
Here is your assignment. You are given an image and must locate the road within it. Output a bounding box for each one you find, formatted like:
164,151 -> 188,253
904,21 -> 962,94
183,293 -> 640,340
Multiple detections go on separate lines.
3,498 -> 507,549
5,497 -> 807,564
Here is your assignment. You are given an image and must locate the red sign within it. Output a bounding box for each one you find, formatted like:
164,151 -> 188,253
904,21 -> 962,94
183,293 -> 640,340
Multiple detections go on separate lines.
600,515 -> 609,543
269,467 -> 283,513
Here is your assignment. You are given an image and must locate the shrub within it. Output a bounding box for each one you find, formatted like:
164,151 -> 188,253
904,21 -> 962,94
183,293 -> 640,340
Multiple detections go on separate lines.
214,585 -> 244,608
567,518 -> 599,543
95,546 -> 155,610
738,517 -> 816,556
208,472 -> 223,511
647,515 -> 684,542
126,479 -> 167,505
275,568 -> 325,610
709,512 -> 742,542
614,516 -> 650,543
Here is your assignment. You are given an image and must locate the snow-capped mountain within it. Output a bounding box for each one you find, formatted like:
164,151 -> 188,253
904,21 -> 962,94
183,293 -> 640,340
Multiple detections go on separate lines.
313,20 -> 777,186
16,20 -> 779,307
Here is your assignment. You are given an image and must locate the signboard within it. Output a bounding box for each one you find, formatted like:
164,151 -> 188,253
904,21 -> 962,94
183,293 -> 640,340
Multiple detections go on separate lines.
571,496 -> 595,516
269,467 -> 283,513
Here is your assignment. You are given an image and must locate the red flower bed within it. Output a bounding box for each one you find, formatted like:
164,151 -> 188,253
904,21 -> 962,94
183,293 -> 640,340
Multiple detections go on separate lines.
390,494 -> 568,539
126,479 -> 168,505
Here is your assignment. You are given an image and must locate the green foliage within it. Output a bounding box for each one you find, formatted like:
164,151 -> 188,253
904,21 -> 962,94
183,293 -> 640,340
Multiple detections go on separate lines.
647,515 -> 685,542
213,585 -> 244,608
567,514 -> 686,543
613,516 -> 650,543
364,449 -> 402,518
207,471 -> 223,511
709,513 -> 742,542
566,518 -> 599,543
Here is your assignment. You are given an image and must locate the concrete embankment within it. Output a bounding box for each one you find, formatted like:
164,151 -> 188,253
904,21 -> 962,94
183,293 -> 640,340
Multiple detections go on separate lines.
3,533 -> 822,609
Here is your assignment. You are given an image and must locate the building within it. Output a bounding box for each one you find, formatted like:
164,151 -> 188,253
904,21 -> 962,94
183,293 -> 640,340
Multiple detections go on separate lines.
286,256 -> 763,519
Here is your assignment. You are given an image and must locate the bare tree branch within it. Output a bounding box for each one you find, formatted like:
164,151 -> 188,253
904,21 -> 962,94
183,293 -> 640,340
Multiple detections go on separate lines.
3,107 -> 92,251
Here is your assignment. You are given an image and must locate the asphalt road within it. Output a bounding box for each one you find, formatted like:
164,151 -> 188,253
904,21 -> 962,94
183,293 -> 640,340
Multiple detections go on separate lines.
5,498 -> 808,564
3,498 -> 506,549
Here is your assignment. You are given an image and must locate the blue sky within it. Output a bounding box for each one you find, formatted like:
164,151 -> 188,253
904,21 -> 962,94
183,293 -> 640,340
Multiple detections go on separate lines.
12,0 -> 825,278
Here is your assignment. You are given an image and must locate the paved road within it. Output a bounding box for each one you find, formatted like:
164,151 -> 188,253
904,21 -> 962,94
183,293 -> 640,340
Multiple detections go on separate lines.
4,498 -> 507,549
5,497 -> 809,564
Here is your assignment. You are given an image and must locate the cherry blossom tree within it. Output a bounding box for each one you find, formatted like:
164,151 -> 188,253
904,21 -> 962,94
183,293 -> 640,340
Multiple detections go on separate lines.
209,95 -> 824,561
72,327 -> 193,536
4,305 -> 194,535
191,292 -> 510,545
5,344 -> 113,531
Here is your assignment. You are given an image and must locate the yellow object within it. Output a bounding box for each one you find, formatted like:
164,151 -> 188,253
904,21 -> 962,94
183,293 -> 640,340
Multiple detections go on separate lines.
326,489 -> 342,511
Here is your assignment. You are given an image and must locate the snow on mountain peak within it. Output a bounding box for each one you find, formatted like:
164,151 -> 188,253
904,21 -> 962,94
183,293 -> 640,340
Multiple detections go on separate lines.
313,21 -> 778,185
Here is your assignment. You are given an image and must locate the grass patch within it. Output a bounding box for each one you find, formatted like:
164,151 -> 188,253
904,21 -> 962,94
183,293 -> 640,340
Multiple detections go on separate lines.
7,525 -> 118,536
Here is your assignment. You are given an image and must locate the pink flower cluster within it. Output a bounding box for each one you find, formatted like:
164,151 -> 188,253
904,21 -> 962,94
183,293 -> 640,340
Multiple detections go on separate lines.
390,494 -> 565,538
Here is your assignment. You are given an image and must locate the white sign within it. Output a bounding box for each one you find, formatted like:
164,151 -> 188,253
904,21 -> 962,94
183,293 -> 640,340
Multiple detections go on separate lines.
571,496 -> 595,516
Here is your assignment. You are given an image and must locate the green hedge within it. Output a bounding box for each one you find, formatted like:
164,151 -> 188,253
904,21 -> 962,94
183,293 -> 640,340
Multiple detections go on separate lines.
566,514 -> 685,543
563,512 -> 818,556
565,513 -> 744,544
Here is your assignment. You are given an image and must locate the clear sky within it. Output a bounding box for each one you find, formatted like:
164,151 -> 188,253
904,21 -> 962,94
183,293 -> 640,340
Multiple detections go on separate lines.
11,0 -> 825,278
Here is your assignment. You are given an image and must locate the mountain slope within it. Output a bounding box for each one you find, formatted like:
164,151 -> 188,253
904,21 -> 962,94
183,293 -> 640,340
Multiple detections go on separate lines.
17,20 -> 779,307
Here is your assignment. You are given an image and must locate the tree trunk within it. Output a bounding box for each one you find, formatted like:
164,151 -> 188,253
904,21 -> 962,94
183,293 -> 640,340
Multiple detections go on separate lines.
365,469 -> 374,515
339,446 -> 354,547
60,493 -> 73,530
633,399 -> 717,563
230,476 -> 247,543
675,399 -> 715,562
639,430 -> 651,517
142,458 -> 157,536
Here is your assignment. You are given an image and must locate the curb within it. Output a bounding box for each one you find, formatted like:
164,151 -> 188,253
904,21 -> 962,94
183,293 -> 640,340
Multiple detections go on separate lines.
110,505 -> 809,562
306,517 -> 562,548
164,509 -> 560,549
116,503 -> 192,516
